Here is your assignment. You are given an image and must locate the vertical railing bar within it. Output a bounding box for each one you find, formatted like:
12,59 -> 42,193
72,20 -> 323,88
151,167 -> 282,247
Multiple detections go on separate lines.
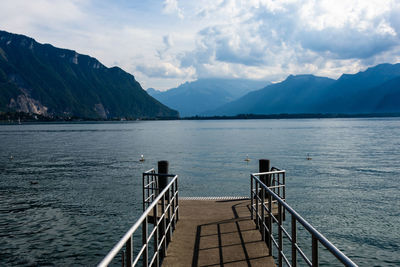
312,235 -> 318,267
149,173 -> 152,204
267,190 -> 272,255
278,202 -> 283,267
255,181 -> 259,229
283,172 -> 286,200
143,173 -> 146,211
148,174 -> 151,205
261,185 -> 265,241
251,175 -> 254,220
154,199 -> 159,267
171,182 -> 175,231
162,194 -> 167,257
167,187 -> 172,245
283,172 -> 286,221
142,217 -> 148,267
277,173 -> 279,196
152,172 -> 155,200
176,177 -> 179,221
132,237 -> 136,266
155,172 -> 158,202
292,216 -> 297,267
121,250 -> 125,267
125,236 -> 132,267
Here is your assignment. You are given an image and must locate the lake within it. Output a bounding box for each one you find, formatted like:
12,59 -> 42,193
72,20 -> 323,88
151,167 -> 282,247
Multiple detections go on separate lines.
0,118 -> 399,266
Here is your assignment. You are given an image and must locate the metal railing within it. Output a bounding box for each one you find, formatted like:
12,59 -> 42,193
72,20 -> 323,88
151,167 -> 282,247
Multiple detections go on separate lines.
251,170 -> 357,267
143,169 -> 158,211
98,171 -> 179,267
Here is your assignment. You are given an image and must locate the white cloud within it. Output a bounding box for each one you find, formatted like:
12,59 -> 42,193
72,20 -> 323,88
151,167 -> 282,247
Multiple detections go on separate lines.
0,0 -> 87,37
162,0 -> 184,19
136,62 -> 194,79
177,0 -> 400,81
1,0 -> 400,89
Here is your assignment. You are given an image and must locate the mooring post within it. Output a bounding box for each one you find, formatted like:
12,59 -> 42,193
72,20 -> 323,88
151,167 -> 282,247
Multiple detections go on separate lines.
259,159 -> 270,186
259,159 -> 271,247
158,160 -> 169,258
158,160 -> 169,193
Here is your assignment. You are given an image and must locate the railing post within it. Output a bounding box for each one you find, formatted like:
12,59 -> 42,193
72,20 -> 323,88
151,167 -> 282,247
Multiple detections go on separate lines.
175,177 -> 179,221
267,192 -> 272,255
142,173 -> 146,211
171,182 -> 176,231
261,185 -> 265,241
255,182 -> 259,229
291,216 -> 297,267
126,236 -> 133,267
153,170 -> 157,202
278,202 -> 283,267
154,202 -> 159,267
167,187 -> 172,244
142,217 -> 148,267
250,175 -> 254,220
161,194 -> 167,257
283,172 -> 286,221
312,235 -> 318,267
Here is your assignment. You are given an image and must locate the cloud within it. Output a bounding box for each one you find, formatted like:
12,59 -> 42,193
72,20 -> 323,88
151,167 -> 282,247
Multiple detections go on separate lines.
177,0 -> 400,80
136,62 -> 194,79
2,0 -> 400,89
163,35 -> 173,50
162,0 -> 184,19
299,26 -> 398,59
157,34 -> 174,59
0,0 -> 87,36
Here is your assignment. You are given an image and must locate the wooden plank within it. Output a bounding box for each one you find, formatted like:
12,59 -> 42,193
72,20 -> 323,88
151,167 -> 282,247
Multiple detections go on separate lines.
162,199 -> 275,267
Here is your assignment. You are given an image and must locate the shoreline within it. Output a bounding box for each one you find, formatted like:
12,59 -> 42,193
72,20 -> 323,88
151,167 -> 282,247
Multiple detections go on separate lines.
1,111 -> 400,124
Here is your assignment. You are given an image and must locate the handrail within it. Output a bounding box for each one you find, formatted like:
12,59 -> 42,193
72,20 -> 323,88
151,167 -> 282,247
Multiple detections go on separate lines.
252,170 -> 285,176
98,174 -> 178,267
251,172 -> 357,267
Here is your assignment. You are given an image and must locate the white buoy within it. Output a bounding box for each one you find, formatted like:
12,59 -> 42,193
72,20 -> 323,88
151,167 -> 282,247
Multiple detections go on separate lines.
244,154 -> 250,162
139,155 -> 145,162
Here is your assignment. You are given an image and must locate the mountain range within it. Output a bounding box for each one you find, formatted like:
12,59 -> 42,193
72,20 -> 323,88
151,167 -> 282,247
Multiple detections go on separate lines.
0,30 -> 178,119
147,78 -> 268,117
1,30 -> 399,120
205,63 -> 400,116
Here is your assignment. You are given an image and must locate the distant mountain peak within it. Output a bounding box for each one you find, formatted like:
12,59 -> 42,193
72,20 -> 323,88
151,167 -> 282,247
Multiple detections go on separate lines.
150,78 -> 270,116
285,74 -> 316,80
207,62 -> 400,116
146,88 -> 161,96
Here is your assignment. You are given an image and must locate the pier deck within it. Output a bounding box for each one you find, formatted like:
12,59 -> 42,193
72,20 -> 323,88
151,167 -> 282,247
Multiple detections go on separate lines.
162,198 -> 275,267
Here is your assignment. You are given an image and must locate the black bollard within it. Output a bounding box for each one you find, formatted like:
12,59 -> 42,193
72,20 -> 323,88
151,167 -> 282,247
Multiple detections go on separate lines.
259,159 -> 271,249
158,160 -> 169,193
157,160 -> 169,257
259,159 -> 270,186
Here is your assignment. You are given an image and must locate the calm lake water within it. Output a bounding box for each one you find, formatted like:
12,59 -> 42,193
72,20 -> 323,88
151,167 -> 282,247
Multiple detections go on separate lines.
0,118 -> 399,266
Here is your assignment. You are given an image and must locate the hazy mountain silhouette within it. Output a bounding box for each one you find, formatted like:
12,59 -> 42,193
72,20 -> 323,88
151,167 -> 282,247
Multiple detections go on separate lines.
207,63 -> 400,116
148,78 -> 269,116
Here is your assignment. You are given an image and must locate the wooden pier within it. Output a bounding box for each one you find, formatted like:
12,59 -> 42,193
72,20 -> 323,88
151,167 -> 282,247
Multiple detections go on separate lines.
162,198 -> 275,267
98,160 -> 357,267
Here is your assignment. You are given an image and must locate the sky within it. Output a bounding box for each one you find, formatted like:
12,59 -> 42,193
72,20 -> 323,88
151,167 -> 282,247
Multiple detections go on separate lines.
1,0 -> 400,90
